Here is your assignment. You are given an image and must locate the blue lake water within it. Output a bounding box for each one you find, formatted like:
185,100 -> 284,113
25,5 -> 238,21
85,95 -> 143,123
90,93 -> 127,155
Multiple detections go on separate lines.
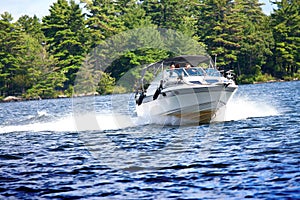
0,81 -> 299,199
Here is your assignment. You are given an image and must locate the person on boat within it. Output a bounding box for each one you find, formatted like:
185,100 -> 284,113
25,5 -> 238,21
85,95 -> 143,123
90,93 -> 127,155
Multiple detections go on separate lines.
170,63 -> 175,70
185,63 -> 199,76
185,63 -> 192,69
168,63 -> 177,77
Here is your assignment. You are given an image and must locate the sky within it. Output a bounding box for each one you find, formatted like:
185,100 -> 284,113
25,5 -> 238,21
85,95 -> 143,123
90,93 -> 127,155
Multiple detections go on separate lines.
0,0 -> 276,21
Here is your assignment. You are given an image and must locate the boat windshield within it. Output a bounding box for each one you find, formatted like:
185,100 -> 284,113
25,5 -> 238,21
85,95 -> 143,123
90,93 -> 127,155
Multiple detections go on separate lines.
205,68 -> 222,77
185,67 -> 205,76
165,68 -> 188,77
165,67 -> 205,77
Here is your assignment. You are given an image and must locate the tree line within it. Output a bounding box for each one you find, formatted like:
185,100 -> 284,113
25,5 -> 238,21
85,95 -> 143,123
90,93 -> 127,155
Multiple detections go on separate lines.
0,0 -> 299,99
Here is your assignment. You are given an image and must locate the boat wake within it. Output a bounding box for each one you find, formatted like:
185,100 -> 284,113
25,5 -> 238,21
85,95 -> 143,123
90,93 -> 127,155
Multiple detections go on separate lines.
0,112 -> 143,134
0,95 -> 279,134
213,96 -> 279,122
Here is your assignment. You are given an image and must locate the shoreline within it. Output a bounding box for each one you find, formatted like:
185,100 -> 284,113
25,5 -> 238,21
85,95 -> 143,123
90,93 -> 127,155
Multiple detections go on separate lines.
1,79 -> 299,103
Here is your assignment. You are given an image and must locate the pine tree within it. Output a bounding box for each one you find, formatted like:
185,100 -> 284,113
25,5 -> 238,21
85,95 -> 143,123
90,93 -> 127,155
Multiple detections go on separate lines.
42,0 -> 89,90
234,0 -> 273,77
196,0 -> 273,82
270,0 -> 300,78
117,0 -> 153,29
23,40 -> 68,99
0,12 -> 66,98
196,0 -> 238,70
0,12 -> 25,96
142,0 -> 198,36
16,15 -> 45,44
83,0 -> 125,46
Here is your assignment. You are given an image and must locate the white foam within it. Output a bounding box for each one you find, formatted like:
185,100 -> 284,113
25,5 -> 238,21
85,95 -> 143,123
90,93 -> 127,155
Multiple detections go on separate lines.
74,113 -> 141,131
0,95 -> 280,133
213,96 -> 279,122
37,110 -> 48,116
0,113 -> 142,134
0,115 -> 74,133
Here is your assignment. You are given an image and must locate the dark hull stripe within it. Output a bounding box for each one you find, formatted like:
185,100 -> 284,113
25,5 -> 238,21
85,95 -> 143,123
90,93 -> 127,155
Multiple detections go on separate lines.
142,86 -> 236,104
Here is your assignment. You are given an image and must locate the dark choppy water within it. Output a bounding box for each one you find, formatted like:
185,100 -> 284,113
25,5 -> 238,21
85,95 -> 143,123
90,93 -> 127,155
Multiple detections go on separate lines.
0,81 -> 299,199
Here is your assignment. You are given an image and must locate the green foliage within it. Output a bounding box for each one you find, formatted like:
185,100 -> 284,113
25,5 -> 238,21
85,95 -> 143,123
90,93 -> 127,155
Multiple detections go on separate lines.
112,85 -> 127,94
42,0 -> 89,88
103,26 -> 205,92
142,0 -> 198,36
255,73 -> 275,83
236,74 -> 255,84
16,15 -> 45,43
0,12 -> 33,96
0,0 -> 299,98
117,0 -> 153,29
197,0 -> 274,76
269,0 -> 300,78
283,69 -> 300,81
65,85 -> 74,97
237,73 -> 275,84
97,71 -> 116,94
84,0 -> 125,45
24,55 -> 68,99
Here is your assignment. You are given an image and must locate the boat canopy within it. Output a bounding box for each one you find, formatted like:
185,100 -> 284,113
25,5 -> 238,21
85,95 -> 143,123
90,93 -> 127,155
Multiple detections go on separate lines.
141,55 -> 214,79
159,55 -> 212,67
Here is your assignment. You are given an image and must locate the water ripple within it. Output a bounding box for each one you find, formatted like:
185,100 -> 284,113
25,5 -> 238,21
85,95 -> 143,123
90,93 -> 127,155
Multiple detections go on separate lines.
0,81 -> 299,199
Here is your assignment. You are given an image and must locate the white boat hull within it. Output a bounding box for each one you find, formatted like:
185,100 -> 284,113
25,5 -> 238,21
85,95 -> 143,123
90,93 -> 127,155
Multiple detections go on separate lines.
136,84 -> 237,124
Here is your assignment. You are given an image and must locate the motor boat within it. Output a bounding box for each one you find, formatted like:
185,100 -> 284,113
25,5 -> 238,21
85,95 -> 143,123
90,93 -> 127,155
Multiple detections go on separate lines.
135,55 -> 238,124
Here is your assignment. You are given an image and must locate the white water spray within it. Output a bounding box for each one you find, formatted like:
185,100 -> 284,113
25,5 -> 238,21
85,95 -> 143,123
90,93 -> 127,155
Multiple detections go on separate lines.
0,95 -> 279,133
0,113 -> 142,134
213,96 -> 279,122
